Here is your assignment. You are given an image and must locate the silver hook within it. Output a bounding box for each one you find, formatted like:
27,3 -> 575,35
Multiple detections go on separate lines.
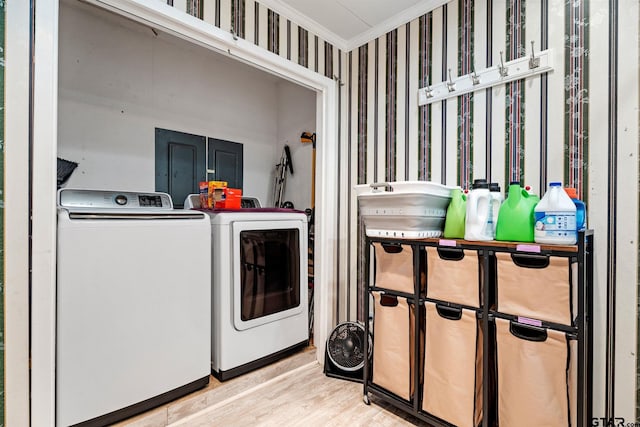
498,51 -> 508,77
529,40 -> 540,69
470,67 -> 480,85
425,84 -> 434,98
447,68 -> 456,92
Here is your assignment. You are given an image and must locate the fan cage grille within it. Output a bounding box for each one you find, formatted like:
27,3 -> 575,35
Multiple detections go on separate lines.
326,322 -> 371,371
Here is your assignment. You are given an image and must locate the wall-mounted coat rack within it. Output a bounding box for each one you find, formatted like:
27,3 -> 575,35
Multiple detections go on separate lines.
418,43 -> 553,106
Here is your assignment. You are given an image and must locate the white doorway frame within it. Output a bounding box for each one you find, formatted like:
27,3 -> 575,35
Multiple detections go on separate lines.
31,0 -> 338,424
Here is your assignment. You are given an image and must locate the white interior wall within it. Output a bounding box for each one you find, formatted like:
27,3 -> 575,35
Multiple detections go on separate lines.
5,1 -> 33,425
275,82 -> 316,210
58,1 -> 313,205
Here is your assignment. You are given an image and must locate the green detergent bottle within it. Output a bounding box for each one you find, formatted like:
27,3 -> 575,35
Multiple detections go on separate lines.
495,182 -> 537,242
443,188 -> 466,239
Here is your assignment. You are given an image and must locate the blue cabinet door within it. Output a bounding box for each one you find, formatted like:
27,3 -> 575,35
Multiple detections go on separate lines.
208,138 -> 243,190
155,128 -> 206,208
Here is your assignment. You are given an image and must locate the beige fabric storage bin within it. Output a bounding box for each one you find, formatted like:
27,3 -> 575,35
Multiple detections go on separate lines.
496,252 -> 577,325
569,339 -> 578,427
426,247 -> 482,307
496,318 -> 576,427
422,302 -> 482,427
372,292 -> 418,401
373,243 -> 423,294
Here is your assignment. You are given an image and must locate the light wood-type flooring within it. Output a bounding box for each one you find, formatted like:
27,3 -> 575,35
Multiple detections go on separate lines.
116,347 -> 428,426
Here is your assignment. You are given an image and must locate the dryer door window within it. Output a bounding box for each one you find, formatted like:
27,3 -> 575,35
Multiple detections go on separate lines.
239,229 -> 301,321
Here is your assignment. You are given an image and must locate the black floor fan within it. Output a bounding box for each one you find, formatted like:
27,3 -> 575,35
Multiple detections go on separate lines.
324,321 -> 372,383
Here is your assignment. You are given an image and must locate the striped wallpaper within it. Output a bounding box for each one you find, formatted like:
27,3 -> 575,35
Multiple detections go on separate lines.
164,0 -> 627,215
564,0 -> 588,200
457,0 -> 474,189
385,30 -> 397,182
348,0 -> 585,296
505,0 -> 525,185
165,0 -> 638,417
298,27 -> 308,67
347,0 -> 592,193
267,9 -> 279,54
231,0 -> 245,39
418,14 -> 433,181
171,0 -> 342,76
345,0 -> 639,419
357,45 -> 368,184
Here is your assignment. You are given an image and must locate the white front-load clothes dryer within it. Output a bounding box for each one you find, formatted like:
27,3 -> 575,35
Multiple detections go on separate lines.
56,189 -> 211,426
205,209 -> 309,380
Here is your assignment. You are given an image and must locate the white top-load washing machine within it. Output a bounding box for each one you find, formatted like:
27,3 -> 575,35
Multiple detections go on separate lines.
185,193 -> 308,381
56,189 -> 211,426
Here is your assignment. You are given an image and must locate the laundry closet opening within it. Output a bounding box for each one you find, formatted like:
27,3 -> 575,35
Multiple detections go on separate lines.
57,0 -> 321,372
58,0 -> 316,213
29,0 -> 339,420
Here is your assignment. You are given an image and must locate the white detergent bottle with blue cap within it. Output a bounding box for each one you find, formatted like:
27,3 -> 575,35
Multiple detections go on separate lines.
534,182 -> 577,245
465,179 -> 493,241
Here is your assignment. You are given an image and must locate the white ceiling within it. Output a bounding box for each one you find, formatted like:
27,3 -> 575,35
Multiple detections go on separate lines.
278,0 -> 424,41
259,0 -> 449,50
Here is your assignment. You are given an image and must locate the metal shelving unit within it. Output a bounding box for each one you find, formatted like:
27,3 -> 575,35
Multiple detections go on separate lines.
362,230 -> 593,427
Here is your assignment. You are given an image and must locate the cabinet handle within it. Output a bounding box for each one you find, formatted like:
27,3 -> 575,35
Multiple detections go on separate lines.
510,253 -> 550,269
380,294 -> 399,307
509,321 -> 548,342
436,247 -> 465,261
435,304 -> 463,320
381,242 -> 404,254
